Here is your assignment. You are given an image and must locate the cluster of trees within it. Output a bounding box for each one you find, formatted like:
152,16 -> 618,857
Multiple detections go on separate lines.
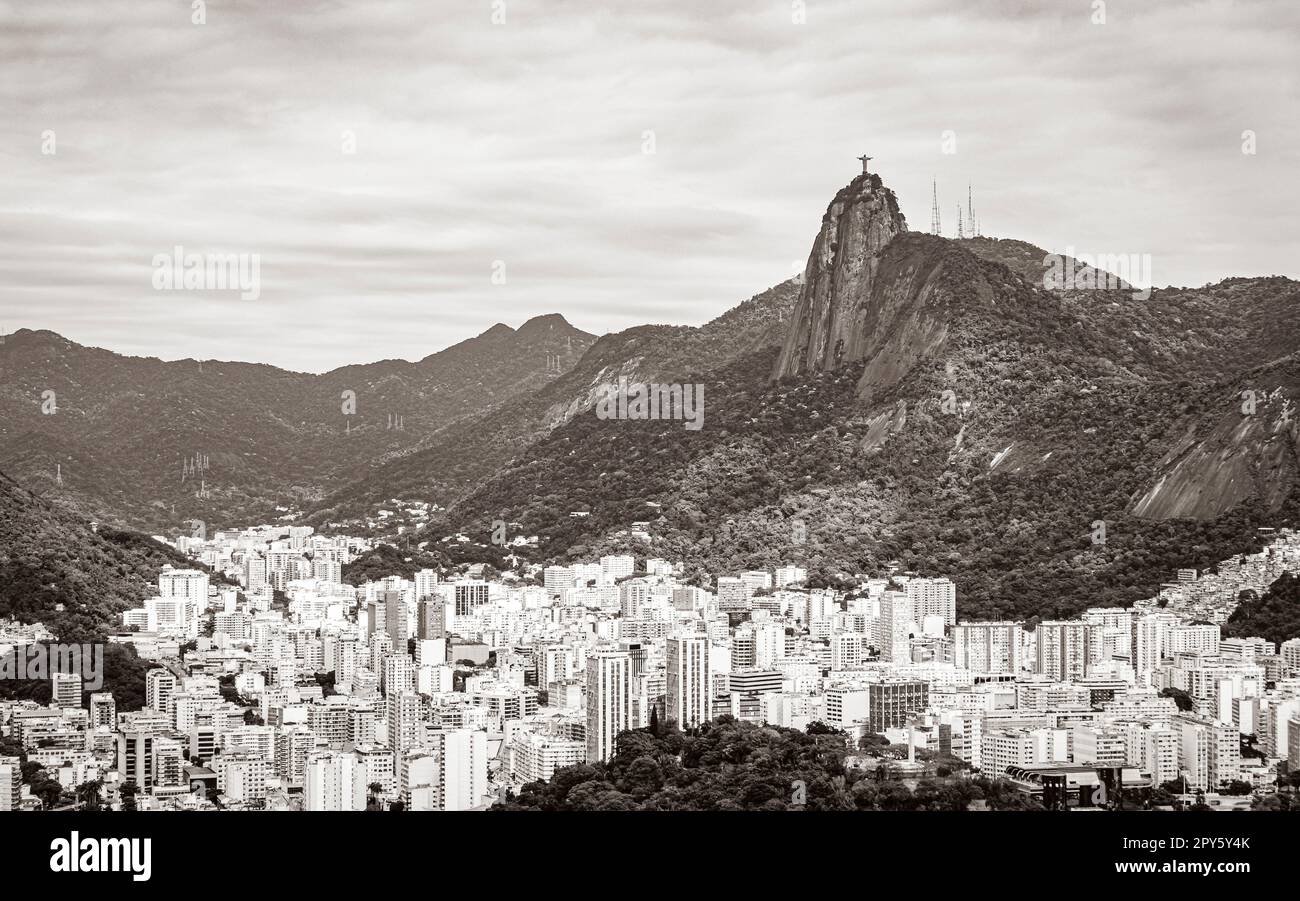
0,475 -> 197,643
0,472 -> 229,712
341,543 -> 447,586
1224,574 -> 1300,647
0,641 -> 157,713
1160,687 -> 1195,712
497,715 -> 1037,812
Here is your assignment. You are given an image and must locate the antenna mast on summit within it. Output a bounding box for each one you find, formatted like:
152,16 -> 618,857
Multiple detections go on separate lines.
955,205 -> 964,239
967,183 -> 978,237
930,180 -> 941,235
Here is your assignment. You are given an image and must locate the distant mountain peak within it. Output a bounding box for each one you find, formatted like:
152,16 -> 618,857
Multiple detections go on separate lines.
2,327 -> 70,347
517,313 -> 577,336
471,315 -> 589,343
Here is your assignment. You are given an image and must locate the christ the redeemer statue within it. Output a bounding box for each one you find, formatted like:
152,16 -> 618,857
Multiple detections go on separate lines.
858,154 -> 873,174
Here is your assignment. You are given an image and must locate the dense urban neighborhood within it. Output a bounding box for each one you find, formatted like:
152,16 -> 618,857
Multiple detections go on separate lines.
4,523 -> 1299,812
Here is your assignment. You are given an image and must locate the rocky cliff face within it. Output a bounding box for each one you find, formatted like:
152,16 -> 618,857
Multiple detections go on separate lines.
1130,358 -> 1300,520
771,172 -> 908,382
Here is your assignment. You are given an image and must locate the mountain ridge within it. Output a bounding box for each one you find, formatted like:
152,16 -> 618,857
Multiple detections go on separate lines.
4,168 -> 1300,625
0,315 -> 598,531
2,313 -> 592,376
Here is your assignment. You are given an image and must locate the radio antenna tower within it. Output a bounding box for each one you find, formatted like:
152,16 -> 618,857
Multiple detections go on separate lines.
967,183 -> 978,237
955,205 -> 964,239
930,180 -> 941,235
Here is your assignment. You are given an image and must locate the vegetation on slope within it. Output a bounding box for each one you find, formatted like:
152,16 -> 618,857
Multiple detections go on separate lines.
0,470 -> 210,709
496,715 -> 1038,811
1223,573 -> 1300,648
422,318 -> 1291,620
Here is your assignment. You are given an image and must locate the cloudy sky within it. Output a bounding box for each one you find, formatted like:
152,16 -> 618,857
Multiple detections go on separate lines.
1,0 -> 1296,372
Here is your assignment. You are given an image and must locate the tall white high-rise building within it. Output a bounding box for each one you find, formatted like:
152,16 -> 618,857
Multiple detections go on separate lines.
51,671 -> 82,708
1035,621 -> 1103,681
159,568 -> 209,605
543,565 -> 574,594
146,595 -> 196,638
383,590 -> 408,648
313,559 -> 342,583
667,636 -> 711,730
1167,624 -> 1220,657
304,751 -> 365,811
1208,719 -> 1240,787
382,653 -> 416,697
586,650 -> 631,763
774,566 -> 807,588
146,669 -> 177,713
825,687 -> 869,731
1280,638 -> 1300,675
453,580 -> 490,616
750,620 -> 786,669
89,692 -> 116,728
906,578 -> 956,627
619,581 -> 652,618
1082,607 -> 1134,662
953,622 -> 1024,674
243,555 -> 268,591
216,753 -> 270,803
600,554 -> 635,583
0,757 -> 22,811
830,632 -> 867,670
878,592 -> 915,664
1260,698 -> 1300,757
433,729 -> 487,811
1132,613 -> 1176,687
400,750 -> 439,811
414,568 -> 440,600
1123,723 -> 1179,787
386,691 -> 422,753
1172,714 -> 1238,790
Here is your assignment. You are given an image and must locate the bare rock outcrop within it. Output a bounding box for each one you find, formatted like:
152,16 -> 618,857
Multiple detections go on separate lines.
771,172 -> 908,382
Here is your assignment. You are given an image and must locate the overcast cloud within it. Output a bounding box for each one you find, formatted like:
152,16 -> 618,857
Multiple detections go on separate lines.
1,0 -> 1296,371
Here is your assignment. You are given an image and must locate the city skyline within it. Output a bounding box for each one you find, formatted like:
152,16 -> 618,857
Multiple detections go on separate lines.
7,517 -> 1299,816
